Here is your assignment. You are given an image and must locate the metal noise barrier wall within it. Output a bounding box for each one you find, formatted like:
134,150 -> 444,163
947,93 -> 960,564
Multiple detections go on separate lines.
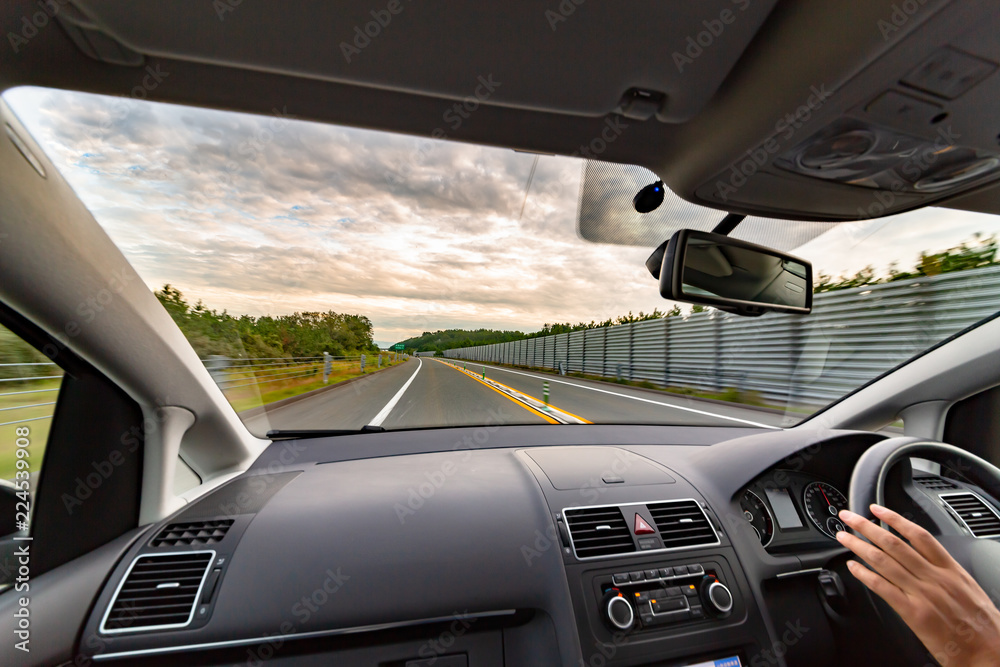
444,265 -> 1000,407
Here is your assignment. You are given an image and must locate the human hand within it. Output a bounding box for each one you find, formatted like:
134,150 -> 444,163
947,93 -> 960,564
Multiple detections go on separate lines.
837,504 -> 1000,666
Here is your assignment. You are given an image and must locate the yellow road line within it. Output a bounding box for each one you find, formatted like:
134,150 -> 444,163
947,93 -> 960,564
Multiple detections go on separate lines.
435,359 -> 591,424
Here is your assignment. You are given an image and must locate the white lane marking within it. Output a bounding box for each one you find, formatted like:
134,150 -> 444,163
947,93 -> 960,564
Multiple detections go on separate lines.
470,363 -> 779,429
367,358 -> 423,426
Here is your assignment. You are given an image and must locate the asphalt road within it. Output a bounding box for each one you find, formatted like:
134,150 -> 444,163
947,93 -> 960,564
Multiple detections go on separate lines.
247,358 -> 790,434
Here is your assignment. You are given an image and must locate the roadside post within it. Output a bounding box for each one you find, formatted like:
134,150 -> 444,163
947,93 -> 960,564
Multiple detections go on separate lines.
378,354 -> 382,368
206,355 -> 229,386
361,354 -> 366,373
323,351 -> 331,384
543,381 -> 550,410
482,366 -> 486,379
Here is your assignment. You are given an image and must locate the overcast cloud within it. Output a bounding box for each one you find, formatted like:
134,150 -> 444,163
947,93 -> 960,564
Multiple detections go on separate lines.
6,87 -> 1000,346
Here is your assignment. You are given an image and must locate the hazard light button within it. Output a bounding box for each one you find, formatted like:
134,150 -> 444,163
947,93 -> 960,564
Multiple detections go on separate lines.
634,514 -> 655,535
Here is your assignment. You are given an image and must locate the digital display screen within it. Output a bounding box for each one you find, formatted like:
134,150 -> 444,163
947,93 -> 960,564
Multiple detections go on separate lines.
764,488 -> 803,529
684,657 -> 742,667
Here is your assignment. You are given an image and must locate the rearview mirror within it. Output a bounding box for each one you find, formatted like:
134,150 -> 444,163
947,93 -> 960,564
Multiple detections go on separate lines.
646,230 -> 812,317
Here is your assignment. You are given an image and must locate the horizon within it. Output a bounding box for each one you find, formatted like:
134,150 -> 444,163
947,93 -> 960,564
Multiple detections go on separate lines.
6,86 -> 1000,348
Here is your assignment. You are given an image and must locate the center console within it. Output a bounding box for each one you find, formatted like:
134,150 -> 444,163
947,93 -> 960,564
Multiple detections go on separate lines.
518,447 -> 772,666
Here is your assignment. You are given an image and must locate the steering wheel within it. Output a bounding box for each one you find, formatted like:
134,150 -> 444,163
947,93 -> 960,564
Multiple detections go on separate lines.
849,436 -> 1000,595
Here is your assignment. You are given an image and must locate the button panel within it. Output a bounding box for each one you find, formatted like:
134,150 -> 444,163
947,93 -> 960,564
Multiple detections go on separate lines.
600,561 -> 731,632
612,562 -> 709,586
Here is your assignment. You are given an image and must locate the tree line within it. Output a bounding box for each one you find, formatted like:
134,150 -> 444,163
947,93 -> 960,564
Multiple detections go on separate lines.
154,285 -> 379,359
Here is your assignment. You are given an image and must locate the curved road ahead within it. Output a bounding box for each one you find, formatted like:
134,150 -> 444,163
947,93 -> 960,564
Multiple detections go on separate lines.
244,358 -> 790,434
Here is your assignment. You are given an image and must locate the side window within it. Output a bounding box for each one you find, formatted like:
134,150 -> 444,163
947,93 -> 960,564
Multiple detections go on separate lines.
0,323 -> 63,537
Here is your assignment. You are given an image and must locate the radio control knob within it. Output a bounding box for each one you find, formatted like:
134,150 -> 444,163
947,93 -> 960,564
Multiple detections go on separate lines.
604,593 -> 634,630
700,579 -> 733,616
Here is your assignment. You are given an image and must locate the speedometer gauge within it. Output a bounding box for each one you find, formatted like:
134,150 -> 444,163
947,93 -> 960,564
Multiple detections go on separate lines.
802,482 -> 848,539
740,489 -> 774,547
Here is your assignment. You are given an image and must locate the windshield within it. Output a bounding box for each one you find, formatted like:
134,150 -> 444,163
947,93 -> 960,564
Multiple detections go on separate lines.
6,86 -> 1000,435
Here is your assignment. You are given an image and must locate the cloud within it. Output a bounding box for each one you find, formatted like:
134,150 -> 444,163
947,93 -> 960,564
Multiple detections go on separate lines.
5,86 -> 1000,345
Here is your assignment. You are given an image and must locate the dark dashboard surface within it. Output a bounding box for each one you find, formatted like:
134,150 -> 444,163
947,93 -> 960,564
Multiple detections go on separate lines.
8,423 -> 999,667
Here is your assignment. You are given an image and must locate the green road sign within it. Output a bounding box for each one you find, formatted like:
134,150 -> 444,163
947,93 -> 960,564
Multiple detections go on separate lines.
392,343 -> 405,351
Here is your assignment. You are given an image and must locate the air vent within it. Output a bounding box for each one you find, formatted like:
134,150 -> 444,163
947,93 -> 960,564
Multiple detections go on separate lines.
564,506 -> 635,558
914,475 -> 958,491
101,551 -> 214,633
647,500 -> 718,549
151,520 -> 233,547
941,493 -> 1000,539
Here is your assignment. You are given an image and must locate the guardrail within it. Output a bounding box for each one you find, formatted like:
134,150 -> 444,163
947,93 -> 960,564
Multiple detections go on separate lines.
0,362 -> 64,429
445,265 -> 1000,408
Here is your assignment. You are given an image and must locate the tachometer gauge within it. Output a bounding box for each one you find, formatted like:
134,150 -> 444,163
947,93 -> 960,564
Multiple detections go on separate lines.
803,482 -> 848,539
740,489 -> 774,547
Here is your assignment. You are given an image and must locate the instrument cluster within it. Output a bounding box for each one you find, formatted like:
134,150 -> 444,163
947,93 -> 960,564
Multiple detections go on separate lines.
739,471 -> 850,551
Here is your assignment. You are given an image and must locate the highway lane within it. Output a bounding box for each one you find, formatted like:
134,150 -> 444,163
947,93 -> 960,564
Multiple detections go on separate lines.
246,357 -> 788,433
446,361 -> 789,429
245,358 -> 551,433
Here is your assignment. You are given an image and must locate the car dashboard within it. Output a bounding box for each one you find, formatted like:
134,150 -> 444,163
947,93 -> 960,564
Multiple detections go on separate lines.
45,424 -> 1000,667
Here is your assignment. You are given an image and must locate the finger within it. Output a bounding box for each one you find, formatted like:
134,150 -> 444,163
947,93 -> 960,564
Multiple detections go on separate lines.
836,530 -> 919,592
869,504 -> 955,568
839,509 -> 930,577
845,560 -> 911,614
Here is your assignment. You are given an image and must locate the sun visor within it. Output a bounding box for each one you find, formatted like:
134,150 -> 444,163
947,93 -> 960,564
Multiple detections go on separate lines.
577,160 -> 838,252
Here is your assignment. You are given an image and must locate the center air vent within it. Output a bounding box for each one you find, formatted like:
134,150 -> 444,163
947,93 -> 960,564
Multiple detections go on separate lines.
151,519 -> 233,547
941,493 -> 1000,539
101,551 -> 214,634
564,506 -> 635,558
647,500 -> 718,549
913,475 -> 958,491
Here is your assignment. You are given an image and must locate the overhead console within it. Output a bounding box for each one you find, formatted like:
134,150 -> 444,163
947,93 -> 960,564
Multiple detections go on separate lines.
686,0 -> 1000,220
519,447 -> 771,667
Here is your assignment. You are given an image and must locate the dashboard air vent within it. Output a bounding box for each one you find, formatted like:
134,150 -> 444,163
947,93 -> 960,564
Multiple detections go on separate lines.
151,519 -> 233,547
647,500 -> 718,549
914,475 -> 958,491
941,493 -> 1000,539
101,551 -> 214,633
564,506 -> 635,558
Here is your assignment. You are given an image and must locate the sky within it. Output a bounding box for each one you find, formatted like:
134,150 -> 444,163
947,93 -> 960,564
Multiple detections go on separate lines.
6,87 -> 1000,347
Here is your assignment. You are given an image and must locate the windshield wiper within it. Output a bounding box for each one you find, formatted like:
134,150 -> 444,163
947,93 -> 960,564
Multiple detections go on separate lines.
266,426 -> 386,440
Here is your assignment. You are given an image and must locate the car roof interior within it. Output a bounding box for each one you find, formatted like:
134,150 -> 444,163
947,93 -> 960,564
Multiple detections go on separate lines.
2,0 -> 1000,222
